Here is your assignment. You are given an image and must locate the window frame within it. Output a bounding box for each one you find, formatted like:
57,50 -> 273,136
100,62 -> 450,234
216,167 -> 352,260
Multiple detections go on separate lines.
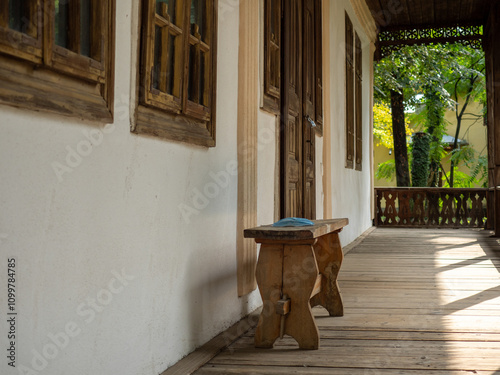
262,0 -> 281,115
354,32 -> 363,171
314,0 -> 323,135
345,12 -> 355,169
0,0 -> 115,123
345,13 -> 363,171
135,0 -> 218,147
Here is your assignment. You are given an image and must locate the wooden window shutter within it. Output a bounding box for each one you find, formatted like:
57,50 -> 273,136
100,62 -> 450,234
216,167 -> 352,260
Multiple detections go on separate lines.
263,0 -> 281,114
355,32 -> 363,171
345,13 -> 354,169
314,0 -> 323,135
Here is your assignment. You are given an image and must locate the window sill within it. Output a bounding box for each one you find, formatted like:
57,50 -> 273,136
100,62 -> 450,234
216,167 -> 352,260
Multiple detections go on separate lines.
133,104 -> 216,147
0,55 -> 113,123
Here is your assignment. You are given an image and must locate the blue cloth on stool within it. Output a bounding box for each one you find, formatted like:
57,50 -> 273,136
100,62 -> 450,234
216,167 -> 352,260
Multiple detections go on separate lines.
272,217 -> 314,227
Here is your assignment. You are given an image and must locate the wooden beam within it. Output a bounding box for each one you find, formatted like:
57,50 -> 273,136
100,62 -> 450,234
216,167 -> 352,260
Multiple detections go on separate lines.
363,0 -> 385,27
485,1 -> 500,236
236,0 -> 259,296
419,0 -> 434,25
322,0 -> 332,219
369,42 -> 376,221
406,0 -> 423,26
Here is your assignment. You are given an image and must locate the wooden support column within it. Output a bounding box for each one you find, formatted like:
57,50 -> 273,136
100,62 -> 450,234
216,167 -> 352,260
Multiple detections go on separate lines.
322,0 -> 332,219
369,42 -> 376,221
237,0 -> 259,296
485,1 -> 500,235
350,0 -> 377,221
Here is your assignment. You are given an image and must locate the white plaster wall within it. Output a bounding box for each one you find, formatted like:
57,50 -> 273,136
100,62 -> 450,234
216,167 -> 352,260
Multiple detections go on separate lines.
0,1 -> 262,374
257,111 -> 277,226
326,0 -> 374,246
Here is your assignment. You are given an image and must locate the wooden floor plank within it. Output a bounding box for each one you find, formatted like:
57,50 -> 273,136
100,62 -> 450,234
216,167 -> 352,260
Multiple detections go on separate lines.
192,228 -> 500,375
195,365 -> 498,375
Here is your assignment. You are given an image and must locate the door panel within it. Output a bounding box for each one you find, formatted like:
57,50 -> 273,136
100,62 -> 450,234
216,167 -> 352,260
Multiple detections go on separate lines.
281,0 -> 316,220
281,0 -> 303,218
302,0 -> 316,219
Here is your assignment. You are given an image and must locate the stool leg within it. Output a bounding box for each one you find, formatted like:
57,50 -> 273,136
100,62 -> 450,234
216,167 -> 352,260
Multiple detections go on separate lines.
255,244 -> 283,348
283,244 -> 320,349
311,232 -> 344,316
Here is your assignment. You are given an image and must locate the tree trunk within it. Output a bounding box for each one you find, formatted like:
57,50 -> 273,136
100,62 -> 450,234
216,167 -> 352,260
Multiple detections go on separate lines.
449,118 -> 461,187
424,91 -> 445,187
390,90 -> 410,186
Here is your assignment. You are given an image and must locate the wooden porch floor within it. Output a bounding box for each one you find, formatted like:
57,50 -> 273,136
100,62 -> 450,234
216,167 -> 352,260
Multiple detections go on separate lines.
195,228 -> 500,374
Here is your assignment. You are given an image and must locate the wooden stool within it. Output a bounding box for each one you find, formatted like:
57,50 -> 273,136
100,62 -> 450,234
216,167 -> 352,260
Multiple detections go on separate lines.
244,218 -> 348,349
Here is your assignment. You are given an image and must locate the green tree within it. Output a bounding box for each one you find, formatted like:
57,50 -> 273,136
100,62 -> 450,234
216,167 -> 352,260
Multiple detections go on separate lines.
373,103 -> 414,184
374,47 -> 421,187
444,46 -> 485,186
373,103 -> 413,149
374,43 -> 486,187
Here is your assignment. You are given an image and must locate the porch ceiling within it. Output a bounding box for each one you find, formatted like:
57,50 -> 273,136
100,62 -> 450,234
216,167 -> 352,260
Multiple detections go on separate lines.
366,0 -> 492,31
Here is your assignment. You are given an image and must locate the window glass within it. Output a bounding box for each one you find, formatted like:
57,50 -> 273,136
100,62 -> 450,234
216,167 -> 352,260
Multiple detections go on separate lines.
55,0 -> 92,56
55,0 -> 69,49
9,0 -> 35,36
187,43 -> 196,101
199,51 -> 205,105
153,25 -> 162,90
156,0 -> 177,24
80,0 -> 91,57
190,0 -> 206,42
166,33 -> 176,94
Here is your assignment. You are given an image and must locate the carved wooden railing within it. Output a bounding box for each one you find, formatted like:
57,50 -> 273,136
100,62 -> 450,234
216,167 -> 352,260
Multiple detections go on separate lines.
375,188 -> 488,228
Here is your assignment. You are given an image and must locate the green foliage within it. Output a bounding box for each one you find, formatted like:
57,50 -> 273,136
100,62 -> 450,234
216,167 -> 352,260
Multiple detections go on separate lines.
373,103 -> 393,149
468,155 -> 488,188
373,103 -> 413,149
411,132 -> 430,187
450,146 -> 475,166
375,159 -> 396,182
442,170 -> 475,188
444,148 -> 488,188
374,43 -> 487,188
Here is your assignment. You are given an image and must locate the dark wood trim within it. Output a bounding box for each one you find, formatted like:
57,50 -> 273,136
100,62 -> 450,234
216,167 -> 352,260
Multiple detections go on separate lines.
354,32 -> 362,171
262,0 -> 281,115
279,0 -> 289,220
345,12 -> 354,170
379,21 -> 484,33
374,187 -> 489,228
313,0 -> 323,136
377,23 -> 484,59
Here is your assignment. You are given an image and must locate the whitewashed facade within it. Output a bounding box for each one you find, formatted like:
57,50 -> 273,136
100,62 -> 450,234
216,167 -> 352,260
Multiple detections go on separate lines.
0,0 -> 375,374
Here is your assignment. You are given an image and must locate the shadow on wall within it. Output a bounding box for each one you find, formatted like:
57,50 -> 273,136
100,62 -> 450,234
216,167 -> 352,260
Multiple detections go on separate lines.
186,249 -> 256,350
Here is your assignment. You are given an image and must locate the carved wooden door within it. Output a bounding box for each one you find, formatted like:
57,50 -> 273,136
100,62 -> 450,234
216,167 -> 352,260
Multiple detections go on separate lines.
281,0 -> 316,219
